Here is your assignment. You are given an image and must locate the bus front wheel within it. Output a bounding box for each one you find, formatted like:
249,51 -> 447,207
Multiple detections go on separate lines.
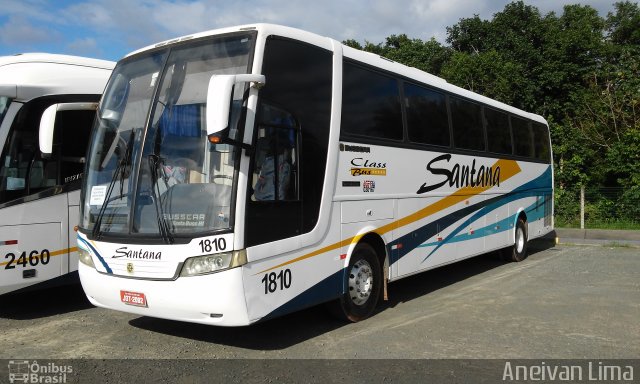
328,243 -> 382,322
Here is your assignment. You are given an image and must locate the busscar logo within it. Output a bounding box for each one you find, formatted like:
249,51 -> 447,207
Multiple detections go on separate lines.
63,173 -> 82,184
340,143 -> 371,153
350,158 -> 387,176
417,154 -> 501,194
8,360 -> 72,383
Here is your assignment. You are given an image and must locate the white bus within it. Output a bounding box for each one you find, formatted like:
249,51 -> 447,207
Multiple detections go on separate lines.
0,54 -> 114,294
75,24 -> 553,326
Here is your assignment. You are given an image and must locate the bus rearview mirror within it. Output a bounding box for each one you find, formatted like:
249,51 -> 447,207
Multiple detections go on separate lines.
206,74 -> 265,137
39,102 -> 98,154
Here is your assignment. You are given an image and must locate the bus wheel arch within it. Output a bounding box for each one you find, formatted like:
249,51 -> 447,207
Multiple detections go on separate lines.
329,233 -> 386,322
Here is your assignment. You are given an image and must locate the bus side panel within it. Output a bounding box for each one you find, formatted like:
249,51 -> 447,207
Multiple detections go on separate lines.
242,204 -> 345,323
393,196 -> 453,277
451,193 -> 488,263
526,193 -> 553,240
0,194 -> 67,294
485,194 -> 511,252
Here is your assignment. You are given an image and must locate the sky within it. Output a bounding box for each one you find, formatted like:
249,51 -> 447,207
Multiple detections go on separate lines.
0,0 -> 619,62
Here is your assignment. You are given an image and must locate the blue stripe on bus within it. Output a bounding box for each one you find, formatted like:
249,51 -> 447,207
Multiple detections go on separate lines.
260,269 -> 343,322
77,236 -> 113,274
387,166 -> 552,265
261,166 -> 551,323
422,167 -> 551,260
417,197 -> 547,248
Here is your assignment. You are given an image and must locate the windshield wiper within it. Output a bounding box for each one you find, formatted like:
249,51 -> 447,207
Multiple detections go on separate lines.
92,130 -> 135,239
148,154 -> 174,244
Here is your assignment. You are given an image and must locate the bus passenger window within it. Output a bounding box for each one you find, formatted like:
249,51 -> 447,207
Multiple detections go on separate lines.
342,63 -> 403,141
512,116 -> 534,158
532,122 -> 551,163
404,83 -> 450,147
485,107 -> 512,155
450,97 -> 485,151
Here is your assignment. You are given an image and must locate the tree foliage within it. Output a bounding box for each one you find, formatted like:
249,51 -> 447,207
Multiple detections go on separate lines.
344,1 -> 640,223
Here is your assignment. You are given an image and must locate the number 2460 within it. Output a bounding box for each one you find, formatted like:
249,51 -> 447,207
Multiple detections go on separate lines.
4,250 -> 50,269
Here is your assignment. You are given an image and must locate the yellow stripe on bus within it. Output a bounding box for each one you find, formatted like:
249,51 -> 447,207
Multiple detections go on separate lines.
256,159 -> 521,274
0,247 -> 78,267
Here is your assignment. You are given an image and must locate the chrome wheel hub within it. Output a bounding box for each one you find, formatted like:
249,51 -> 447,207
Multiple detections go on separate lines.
516,226 -> 525,253
348,259 -> 373,306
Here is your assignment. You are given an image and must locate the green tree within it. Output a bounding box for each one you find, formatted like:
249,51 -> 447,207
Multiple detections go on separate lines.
343,0 -> 639,225
606,1 -> 640,45
440,50 -> 526,106
343,35 -> 451,75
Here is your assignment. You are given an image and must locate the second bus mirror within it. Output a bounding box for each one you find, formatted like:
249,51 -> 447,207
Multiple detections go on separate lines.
206,73 -> 265,138
39,102 -> 98,154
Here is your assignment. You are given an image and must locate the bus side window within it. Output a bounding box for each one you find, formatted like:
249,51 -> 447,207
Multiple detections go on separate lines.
512,116 -> 534,158
245,37 -> 332,247
0,130 -> 39,194
252,105 -> 299,202
56,109 -> 96,186
0,100 -> 58,203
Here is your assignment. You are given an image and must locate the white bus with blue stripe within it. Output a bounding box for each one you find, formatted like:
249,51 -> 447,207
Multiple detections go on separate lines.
76,24 -> 553,326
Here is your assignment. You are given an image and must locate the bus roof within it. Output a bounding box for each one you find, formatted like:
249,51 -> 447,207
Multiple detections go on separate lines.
124,23 -> 546,125
0,53 -> 115,102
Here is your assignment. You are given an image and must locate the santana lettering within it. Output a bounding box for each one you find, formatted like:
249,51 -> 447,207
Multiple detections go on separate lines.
417,154 -> 501,194
113,247 -> 162,260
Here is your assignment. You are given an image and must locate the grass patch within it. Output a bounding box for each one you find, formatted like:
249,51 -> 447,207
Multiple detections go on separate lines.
555,218 -> 640,230
604,242 -> 633,248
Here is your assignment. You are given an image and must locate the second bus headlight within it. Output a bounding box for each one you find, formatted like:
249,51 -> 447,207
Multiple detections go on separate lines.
180,250 -> 247,277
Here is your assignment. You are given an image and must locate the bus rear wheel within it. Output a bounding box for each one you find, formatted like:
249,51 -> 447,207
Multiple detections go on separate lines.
508,218 -> 528,262
328,243 -> 382,322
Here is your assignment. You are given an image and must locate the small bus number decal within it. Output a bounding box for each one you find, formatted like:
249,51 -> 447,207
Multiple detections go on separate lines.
198,238 -> 227,253
262,269 -> 292,294
4,250 -> 51,269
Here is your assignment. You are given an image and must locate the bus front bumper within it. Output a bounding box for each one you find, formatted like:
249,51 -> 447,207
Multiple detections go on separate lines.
79,263 -> 254,326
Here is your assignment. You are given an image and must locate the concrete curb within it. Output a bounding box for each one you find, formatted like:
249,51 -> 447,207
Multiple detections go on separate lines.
554,228 -> 640,247
556,228 -> 640,241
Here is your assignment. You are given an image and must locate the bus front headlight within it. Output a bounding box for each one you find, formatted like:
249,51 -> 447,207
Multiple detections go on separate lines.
78,247 -> 95,268
180,250 -> 247,277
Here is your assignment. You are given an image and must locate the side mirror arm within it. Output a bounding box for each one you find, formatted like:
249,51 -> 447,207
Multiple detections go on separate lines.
206,74 -> 265,136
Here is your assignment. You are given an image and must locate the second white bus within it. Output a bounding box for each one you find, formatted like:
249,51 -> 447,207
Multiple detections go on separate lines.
0,54 -> 114,294
75,24 -> 553,326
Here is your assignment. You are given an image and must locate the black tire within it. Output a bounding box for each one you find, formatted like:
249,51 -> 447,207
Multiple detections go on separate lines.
509,217 -> 528,262
327,243 -> 382,322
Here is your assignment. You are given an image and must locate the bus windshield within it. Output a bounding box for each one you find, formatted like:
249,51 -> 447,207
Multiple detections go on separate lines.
0,96 -> 10,126
81,33 -> 254,240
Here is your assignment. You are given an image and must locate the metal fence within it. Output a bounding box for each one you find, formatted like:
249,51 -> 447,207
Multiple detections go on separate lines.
555,186 -> 640,229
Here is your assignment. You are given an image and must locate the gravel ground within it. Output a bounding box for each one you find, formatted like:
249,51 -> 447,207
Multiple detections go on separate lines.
1,242 -> 638,382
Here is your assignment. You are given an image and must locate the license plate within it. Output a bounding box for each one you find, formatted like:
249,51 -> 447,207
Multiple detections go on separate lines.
120,290 -> 147,307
